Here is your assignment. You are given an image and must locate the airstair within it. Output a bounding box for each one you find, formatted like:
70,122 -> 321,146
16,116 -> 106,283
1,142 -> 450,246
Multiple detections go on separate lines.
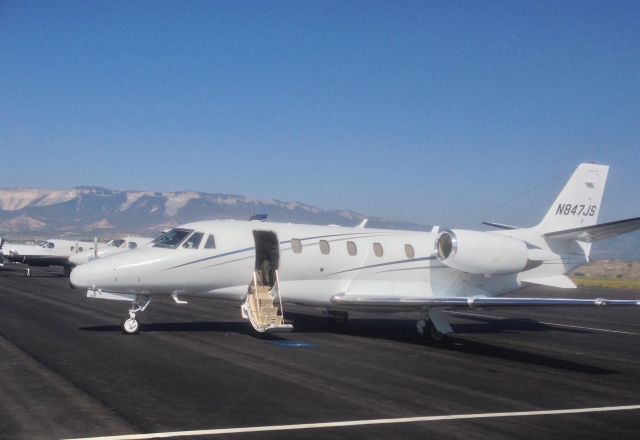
241,270 -> 292,332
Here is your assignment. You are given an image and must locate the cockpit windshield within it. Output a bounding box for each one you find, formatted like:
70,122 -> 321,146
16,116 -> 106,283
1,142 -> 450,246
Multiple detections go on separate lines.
182,232 -> 204,249
152,228 -> 194,249
111,239 -> 126,248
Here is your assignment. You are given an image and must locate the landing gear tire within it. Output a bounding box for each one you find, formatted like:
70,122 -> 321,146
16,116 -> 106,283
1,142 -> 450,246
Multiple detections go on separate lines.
121,316 -> 141,335
417,319 -> 447,345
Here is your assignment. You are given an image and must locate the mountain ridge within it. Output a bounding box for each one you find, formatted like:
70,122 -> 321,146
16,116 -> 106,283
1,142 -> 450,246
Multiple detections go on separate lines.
0,187 -> 637,260
0,187 -> 427,238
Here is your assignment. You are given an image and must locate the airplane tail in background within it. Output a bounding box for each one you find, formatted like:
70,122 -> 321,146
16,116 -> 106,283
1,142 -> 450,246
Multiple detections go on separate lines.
535,163 -> 609,234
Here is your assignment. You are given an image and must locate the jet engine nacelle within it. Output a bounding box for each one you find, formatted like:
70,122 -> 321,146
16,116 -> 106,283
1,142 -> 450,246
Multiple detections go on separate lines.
434,229 -> 528,275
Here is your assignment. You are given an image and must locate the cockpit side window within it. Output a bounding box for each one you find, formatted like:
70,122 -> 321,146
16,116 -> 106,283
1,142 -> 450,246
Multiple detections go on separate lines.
152,228 -> 194,249
204,234 -> 216,249
128,242 -> 138,249
46,242 -> 55,249
182,232 -> 204,249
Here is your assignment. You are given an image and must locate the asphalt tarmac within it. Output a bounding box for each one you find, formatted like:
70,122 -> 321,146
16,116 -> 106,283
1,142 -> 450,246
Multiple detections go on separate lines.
1,264 -> 639,440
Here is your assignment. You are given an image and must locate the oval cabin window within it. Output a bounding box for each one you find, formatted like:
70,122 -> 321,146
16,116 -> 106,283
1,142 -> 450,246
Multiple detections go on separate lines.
405,244 -> 415,258
373,242 -> 383,257
346,241 -> 357,256
291,239 -> 302,254
319,240 -> 330,255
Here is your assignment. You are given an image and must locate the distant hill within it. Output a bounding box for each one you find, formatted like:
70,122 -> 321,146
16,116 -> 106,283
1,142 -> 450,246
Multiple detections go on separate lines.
0,187 -> 637,260
0,187 -> 427,239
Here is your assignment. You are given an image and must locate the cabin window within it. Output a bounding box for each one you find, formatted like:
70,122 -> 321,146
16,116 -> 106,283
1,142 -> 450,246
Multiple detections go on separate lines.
70,246 -> 74,252
204,234 -> 216,249
183,232 -> 204,249
405,244 -> 415,259
128,242 -> 138,249
291,239 -> 302,253
373,242 -> 383,257
78,247 -> 83,252
153,228 -> 193,249
319,240 -> 330,255
346,241 -> 357,256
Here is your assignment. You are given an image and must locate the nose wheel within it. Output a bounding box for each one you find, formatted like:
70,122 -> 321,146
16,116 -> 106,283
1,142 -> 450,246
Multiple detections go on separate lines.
121,295 -> 150,335
121,315 -> 141,334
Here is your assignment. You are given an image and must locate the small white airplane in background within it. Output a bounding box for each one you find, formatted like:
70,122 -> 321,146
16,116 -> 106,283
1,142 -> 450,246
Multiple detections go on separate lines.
71,163 -> 640,340
5,238 -> 95,276
69,236 -> 153,266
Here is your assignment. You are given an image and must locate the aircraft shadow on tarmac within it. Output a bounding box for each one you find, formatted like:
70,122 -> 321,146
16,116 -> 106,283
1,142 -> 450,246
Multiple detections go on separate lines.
80,313 -> 615,375
79,321 -> 287,340
289,314 -> 616,375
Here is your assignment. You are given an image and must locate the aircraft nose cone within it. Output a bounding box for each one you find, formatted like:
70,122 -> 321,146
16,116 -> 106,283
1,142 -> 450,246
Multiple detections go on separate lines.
68,254 -> 83,266
69,264 -> 93,290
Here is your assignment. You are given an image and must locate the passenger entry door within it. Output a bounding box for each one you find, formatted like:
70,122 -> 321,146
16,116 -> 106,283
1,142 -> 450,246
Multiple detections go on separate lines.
252,230 -> 280,288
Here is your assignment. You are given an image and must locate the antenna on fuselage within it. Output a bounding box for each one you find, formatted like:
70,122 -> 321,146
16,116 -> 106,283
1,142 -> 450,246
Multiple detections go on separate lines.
355,218 -> 368,228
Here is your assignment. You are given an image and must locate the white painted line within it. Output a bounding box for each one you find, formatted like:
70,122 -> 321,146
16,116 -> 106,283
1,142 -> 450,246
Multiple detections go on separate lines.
448,311 -> 640,336
64,404 -> 640,440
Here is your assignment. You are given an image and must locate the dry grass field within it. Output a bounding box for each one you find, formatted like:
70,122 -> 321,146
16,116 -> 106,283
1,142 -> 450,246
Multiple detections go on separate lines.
570,260 -> 640,289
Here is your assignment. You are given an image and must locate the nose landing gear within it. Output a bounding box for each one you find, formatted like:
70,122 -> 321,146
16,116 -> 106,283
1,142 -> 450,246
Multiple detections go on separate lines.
121,294 -> 151,335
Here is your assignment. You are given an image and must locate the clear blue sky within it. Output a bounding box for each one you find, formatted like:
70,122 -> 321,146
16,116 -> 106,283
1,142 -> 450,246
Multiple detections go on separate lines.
1,0 -> 638,227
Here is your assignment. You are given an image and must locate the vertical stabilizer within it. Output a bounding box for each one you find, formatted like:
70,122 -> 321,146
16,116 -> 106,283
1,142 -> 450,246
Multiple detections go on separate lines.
537,163 -> 608,234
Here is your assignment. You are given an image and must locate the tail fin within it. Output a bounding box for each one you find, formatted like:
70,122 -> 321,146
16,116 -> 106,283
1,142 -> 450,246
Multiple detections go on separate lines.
536,163 -> 609,234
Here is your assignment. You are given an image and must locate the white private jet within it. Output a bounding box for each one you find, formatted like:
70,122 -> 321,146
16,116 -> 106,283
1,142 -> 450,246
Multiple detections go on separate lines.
6,238 -> 95,276
68,236 -> 153,266
70,163 -> 640,339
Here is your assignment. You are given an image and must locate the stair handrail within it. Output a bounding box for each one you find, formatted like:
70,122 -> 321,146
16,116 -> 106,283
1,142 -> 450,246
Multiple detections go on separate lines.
274,269 -> 284,318
252,270 -> 261,317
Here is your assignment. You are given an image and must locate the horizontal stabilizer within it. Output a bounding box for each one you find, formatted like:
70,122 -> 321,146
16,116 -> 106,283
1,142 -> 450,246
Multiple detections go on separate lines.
482,222 -> 519,230
521,275 -> 576,289
544,216 -> 640,242
331,294 -> 640,308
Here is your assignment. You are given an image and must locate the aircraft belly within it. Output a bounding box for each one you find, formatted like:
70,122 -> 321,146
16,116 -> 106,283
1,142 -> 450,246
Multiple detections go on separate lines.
279,280 -> 348,306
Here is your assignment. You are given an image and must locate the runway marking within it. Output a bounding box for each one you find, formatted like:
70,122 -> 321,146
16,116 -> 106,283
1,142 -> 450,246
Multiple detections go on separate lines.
64,404 -> 640,440
449,311 -> 640,336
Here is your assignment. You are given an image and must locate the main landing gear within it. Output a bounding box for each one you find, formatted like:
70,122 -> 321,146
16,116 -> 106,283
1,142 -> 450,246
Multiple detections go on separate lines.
121,295 -> 151,335
417,309 -> 453,344
416,319 -> 446,344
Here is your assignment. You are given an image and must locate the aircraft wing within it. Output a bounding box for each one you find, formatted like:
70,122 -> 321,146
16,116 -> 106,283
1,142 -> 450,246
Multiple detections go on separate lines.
543,216 -> 640,242
331,294 -> 640,309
